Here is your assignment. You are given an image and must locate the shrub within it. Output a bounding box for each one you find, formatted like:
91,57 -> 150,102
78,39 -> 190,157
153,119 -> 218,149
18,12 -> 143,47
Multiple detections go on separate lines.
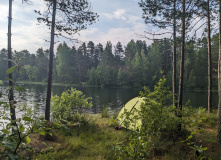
115,76 -> 180,159
51,88 -> 92,123
102,106 -> 110,118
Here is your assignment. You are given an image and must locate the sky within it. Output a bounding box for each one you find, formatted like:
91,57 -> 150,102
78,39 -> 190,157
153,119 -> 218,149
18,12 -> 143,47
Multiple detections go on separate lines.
0,0 -> 206,54
0,0 -> 166,53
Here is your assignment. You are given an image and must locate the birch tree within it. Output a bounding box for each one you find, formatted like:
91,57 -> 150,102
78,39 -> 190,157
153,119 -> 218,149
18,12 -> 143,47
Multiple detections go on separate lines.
7,0 -> 30,122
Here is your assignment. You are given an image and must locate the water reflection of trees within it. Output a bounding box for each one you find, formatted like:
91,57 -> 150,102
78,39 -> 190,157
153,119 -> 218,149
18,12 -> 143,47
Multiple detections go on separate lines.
1,84 -> 219,115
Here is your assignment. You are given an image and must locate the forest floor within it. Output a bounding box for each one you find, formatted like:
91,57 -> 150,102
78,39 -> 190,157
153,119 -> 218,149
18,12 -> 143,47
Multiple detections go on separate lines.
30,114 -> 123,160
22,111 -> 221,160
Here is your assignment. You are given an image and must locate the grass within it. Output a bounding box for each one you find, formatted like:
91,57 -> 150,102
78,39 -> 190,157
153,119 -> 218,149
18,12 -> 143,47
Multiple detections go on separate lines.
17,81 -> 81,87
6,109 -> 221,160
14,81 -> 138,88
32,114 -> 127,160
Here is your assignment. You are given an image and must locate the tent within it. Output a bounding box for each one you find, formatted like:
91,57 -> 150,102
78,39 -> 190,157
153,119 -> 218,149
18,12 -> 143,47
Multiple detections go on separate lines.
116,97 -> 146,130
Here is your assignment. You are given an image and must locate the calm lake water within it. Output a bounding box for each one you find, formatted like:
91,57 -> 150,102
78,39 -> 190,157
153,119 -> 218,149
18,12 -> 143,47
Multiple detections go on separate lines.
0,83 -> 219,116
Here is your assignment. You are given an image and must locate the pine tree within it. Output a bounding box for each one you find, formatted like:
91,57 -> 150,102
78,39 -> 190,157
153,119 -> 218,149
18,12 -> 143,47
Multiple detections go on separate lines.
114,42 -> 124,66
217,0 -> 221,144
35,0 -> 98,121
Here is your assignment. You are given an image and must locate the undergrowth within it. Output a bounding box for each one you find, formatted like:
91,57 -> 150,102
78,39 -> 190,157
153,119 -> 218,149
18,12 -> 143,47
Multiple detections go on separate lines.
33,114 -> 126,160
1,74 -> 221,160
30,111 -> 220,160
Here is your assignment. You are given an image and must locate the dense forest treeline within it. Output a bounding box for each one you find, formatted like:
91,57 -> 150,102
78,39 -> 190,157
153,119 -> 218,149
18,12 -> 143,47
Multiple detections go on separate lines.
0,33 -> 218,89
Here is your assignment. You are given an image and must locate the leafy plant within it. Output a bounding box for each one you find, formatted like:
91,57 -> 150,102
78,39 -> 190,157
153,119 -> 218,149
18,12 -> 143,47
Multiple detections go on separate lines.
108,109 -> 119,127
0,103 -> 59,160
115,76 -> 180,159
115,132 -> 149,160
139,76 -> 179,146
0,102 -> 32,159
102,106 -> 110,118
0,66 -> 51,160
108,118 -> 119,127
182,108 -> 208,159
51,87 -> 92,123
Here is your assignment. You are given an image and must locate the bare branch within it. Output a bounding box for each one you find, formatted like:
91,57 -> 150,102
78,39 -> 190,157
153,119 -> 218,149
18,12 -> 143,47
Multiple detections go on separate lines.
187,16 -> 205,32
137,32 -> 172,42
144,31 -> 173,36
194,21 -> 206,33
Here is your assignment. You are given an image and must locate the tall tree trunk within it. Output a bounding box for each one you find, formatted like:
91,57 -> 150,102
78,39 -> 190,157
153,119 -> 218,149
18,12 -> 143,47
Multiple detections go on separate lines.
173,0 -> 177,108
207,0 -> 212,114
217,0 -> 221,144
45,0 -> 56,121
8,0 -> 16,121
178,0 -> 185,132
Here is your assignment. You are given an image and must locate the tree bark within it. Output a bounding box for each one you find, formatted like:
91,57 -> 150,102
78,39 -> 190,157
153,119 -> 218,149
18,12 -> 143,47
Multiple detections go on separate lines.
207,0 -> 212,114
8,0 -> 16,121
173,0 -> 177,108
178,0 -> 185,132
45,0 -> 56,121
217,0 -> 221,144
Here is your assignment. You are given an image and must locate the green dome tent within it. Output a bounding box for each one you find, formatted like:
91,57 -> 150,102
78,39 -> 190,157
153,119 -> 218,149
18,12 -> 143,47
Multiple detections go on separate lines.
117,97 -> 146,131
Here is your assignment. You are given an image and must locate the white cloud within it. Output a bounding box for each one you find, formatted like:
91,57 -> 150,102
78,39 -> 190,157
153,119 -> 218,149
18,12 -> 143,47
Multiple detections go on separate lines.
79,28 -> 99,36
0,20 -> 50,53
0,0 -> 49,53
127,15 -> 141,25
12,21 -> 49,51
0,0 -> 155,53
114,9 -> 126,20
72,21 -> 151,48
103,9 -> 127,20
0,4 -> 8,22
97,28 -> 141,46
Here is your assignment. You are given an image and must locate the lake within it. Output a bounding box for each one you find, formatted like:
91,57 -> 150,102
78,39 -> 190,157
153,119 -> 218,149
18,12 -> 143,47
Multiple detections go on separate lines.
0,84 -> 140,116
0,83 -> 219,116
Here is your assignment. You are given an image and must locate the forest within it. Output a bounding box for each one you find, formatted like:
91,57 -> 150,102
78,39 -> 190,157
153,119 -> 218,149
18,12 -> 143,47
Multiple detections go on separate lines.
0,34 -> 219,89
1,0 -> 221,159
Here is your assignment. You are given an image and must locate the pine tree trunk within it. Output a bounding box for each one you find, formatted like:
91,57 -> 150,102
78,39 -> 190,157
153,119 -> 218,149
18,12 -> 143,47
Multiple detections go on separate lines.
45,0 -> 56,121
207,0 -> 212,114
8,0 -> 16,121
173,0 -> 177,108
178,0 -> 185,132
217,0 -> 221,144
